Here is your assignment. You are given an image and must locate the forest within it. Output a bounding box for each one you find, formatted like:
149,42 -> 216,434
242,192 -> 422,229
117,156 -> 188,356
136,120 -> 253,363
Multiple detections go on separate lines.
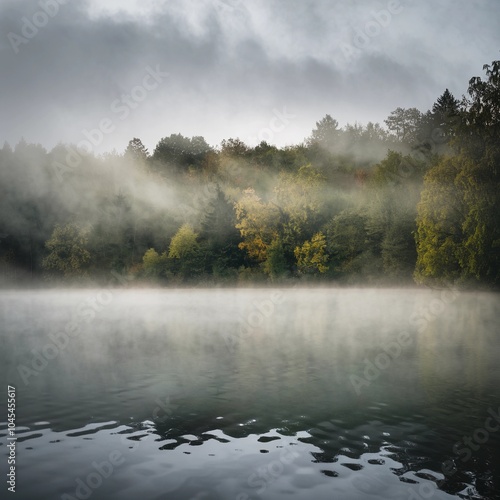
1,60 -> 499,288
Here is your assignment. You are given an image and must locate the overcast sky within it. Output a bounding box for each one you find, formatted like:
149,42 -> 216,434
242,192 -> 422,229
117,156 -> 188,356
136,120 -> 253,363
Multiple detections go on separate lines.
0,0 -> 499,153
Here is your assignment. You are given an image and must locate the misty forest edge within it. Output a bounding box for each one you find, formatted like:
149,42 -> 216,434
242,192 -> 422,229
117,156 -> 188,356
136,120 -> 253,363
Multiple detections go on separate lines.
1,60 -> 499,288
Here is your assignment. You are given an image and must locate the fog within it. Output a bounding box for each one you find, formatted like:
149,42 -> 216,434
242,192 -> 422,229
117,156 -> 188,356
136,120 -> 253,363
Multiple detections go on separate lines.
3,288 -> 498,428
1,288 -> 499,498
1,2 -> 499,287
1,2 -> 499,499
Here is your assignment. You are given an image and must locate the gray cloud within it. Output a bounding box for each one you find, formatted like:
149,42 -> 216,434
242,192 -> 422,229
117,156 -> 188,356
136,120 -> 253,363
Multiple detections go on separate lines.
0,0 -> 499,153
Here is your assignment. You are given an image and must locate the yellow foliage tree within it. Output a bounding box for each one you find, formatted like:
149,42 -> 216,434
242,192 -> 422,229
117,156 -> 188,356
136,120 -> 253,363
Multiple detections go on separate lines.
294,232 -> 329,274
234,188 -> 280,262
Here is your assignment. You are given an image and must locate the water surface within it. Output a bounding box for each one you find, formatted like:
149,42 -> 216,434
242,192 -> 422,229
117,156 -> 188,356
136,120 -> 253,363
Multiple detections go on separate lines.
1,288 -> 499,499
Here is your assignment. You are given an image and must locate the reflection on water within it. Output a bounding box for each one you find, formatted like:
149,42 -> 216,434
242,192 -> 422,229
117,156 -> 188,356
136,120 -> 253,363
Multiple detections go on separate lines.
0,288 -> 499,499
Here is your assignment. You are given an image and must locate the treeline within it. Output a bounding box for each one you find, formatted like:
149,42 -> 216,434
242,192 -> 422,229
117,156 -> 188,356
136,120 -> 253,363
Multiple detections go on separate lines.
0,60 -> 499,287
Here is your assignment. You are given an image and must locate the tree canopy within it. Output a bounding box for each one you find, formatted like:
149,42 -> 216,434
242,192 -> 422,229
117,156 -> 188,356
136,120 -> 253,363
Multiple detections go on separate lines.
1,59 -> 499,288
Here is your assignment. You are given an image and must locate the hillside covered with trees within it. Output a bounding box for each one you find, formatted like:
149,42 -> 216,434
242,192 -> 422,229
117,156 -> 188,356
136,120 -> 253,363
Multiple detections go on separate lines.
1,60 -> 499,288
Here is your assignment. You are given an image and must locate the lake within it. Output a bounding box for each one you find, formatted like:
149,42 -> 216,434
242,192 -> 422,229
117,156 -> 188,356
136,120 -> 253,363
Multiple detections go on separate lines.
1,288 -> 499,499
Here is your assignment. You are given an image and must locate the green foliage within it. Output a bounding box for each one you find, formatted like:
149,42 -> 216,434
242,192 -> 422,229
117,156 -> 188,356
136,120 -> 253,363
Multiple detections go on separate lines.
415,60 -> 500,286
381,222 -> 417,279
325,208 -> 385,282
415,156 -> 466,283
220,138 -> 249,157
275,164 -> 327,249
200,184 -> 243,273
2,58 -> 499,288
169,224 -> 200,259
432,89 -> 460,138
326,210 -> 369,274
364,151 -> 425,280
384,107 -> 424,144
415,153 -> 500,285
432,89 -> 460,117
201,185 -> 238,247
263,239 -> 288,279
370,151 -> 426,187
142,248 -> 168,278
168,224 -> 204,279
42,224 -> 91,277
309,114 -> 340,149
153,134 -> 212,174
89,193 -> 137,273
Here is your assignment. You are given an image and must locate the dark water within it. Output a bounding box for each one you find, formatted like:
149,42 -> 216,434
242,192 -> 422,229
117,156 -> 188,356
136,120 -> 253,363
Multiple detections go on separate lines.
1,288 -> 499,500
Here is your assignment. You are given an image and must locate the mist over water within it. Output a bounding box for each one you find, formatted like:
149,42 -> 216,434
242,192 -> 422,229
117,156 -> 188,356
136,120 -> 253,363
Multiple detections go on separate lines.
1,288 -> 499,499
1,1 -> 500,498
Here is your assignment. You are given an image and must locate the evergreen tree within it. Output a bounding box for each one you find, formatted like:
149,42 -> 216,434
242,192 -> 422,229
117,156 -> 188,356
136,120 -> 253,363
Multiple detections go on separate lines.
432,89 -> 460,118
200,184 -> 243,274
